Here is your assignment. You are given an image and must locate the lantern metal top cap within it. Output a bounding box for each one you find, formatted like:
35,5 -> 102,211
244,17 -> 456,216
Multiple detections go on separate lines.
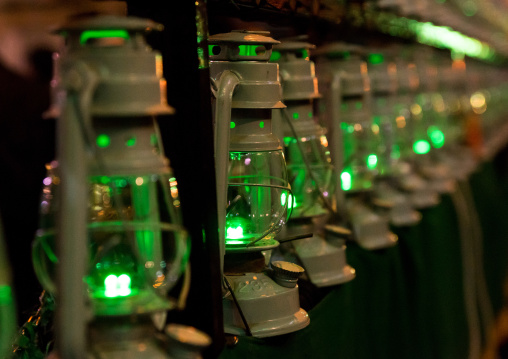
273,34 -> 314,51
313,42 -> 367,58
209,30 -> 280,45
60,15 -> 163,33
273,41 -> 316,51
209,30 -> 279,61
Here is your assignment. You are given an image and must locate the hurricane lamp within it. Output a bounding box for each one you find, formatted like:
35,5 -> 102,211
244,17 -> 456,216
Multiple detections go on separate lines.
272,39 -> 355,286
314,42 -> 397,250
210,30 -> 309,337
31,16 -> 190,357
368,50 -> 422,227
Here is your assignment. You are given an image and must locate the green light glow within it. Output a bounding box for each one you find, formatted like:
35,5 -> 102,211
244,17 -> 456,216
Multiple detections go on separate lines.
0,285 -> 13,305
104,274 -> 132,298
308,112 -> 313,118
299,49 -> 309,59
413,140 -> 431,154
428,126 -> 445,148
367,154 -> 378,169
126,137 -> 136,147
80,30 -> 129,44
113,178 -> 127,188
208,45 -> 220,56
355,102 -> 363,110
288,193 -> 296,209
230,122 -> 236,129
259,121 -> 265,129
281,192 -> 296,209
392,145 -> 401,160
378,15 -> 497,61
283,136 -> 296,146
239,45 -> 261,56
97,134 -> 110,148
368,53 -> 384,64
293,112 -> 299,119
226,226 -> 244,239
226,216 -> 250,241
412,21 -> 493,60
341,171 -> 352,191
225,239 -> 250,246
340,123 -> 354,134
270,50 -> 281,62
150,134 -> 158,146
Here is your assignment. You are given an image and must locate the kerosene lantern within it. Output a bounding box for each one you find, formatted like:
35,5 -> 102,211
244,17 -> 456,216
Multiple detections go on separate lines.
209,30 -> 309,337
31,16 -> 199,358
391,48 -> 440,209
476,64 -> 508,157
367,49 -> 421,226
411,47 -> 455,194
271,39 -> 355,286
0,216 -> 16,358
314,43 -> 397,250
435,53 -> 479,178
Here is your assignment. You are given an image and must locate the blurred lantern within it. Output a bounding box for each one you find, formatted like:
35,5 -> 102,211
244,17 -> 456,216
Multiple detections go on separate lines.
271,38 -> 355,286
411,47 -> 455,194
314,43 -> 397,250
436,54 -> 480,177
367,49 -> 421,226
0,215 -> 16,358
475,63 -> 508,157
30,16 -> 204,358
209,30 -> 309,337
391,47 -> 440,209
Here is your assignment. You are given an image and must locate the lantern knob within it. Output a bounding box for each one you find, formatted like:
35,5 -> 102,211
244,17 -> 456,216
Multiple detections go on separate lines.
270,261 -> 305,288
166,324 -> 211,359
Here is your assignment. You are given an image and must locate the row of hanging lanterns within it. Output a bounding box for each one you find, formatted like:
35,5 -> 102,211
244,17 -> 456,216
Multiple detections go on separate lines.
2,4 -> 508,355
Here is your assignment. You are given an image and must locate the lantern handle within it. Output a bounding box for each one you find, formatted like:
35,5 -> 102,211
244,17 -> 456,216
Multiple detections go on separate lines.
213,69 -> 241,277
55,59 -> 99,359
329,71 -> 349,219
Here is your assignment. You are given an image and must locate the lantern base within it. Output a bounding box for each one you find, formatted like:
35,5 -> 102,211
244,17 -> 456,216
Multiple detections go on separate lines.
88,316 -> 169,359
348,198 -> 398,250
223,273 -> 309,338
293,235 -> 356,287
437,146 -> 477,180
409,187 -> 441,209
419,162 -> 456,194
398,174 -> 440,209
395,161 -> 440,209
374,181 -> 422,227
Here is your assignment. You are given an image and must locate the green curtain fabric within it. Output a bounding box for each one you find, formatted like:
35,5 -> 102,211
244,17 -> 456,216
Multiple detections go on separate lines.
220,158 -> 508,359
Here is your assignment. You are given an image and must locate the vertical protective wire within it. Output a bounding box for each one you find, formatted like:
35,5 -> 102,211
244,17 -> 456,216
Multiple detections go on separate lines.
460,180 -> 495,349
451,185 -> 481,359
